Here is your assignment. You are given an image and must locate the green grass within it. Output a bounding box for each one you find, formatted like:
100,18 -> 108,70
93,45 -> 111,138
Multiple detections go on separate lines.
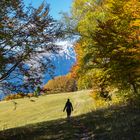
0,90 -> 140,140
0,90 -> 94,131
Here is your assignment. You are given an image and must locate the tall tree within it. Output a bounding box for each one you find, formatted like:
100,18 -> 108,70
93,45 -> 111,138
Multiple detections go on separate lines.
93,0 -> 140,93
67,0 -> 140,93
0,0 -> 61,93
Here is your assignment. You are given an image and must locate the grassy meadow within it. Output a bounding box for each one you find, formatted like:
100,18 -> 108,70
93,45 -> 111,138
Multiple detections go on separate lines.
0,90 -> 140,140
0,90 -> 94,131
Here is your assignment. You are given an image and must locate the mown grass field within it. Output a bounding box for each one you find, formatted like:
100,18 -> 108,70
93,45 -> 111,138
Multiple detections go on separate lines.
0,90 -> 140,140
0,90 -> 94,131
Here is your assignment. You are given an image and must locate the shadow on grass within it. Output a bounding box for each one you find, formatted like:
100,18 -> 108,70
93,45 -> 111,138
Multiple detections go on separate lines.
0,104 -> 140,140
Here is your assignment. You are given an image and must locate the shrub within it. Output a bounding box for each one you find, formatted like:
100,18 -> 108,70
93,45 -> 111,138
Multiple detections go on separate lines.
4,93 -> 26,100
90,88 -> 130,109
44,74 -> 77,93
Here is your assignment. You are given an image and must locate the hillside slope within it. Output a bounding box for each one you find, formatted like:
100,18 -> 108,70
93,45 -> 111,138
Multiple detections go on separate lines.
0,90 -> 140,140
0,90 -> 94,131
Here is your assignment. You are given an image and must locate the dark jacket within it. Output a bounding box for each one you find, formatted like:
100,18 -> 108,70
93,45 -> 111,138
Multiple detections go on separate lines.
63,101 -> 73,112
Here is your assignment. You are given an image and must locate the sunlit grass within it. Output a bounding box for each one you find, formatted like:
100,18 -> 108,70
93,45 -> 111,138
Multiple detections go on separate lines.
0,90 -> 94,131
0,90 -> 140,139
0,99 -> 140,140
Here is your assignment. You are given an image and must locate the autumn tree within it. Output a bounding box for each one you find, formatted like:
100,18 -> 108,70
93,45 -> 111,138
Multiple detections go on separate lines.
0,0 -> 61,93
44,74 -> 77,93
85,0 -> 140,93
65,0 -> 140,93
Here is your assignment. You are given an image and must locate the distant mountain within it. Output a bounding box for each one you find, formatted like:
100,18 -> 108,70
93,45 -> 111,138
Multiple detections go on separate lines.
43,41 -> 76,84
0,41 -> 76,100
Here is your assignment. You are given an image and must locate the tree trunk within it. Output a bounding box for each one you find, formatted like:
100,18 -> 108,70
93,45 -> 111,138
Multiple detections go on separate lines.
131,82 -> 138,94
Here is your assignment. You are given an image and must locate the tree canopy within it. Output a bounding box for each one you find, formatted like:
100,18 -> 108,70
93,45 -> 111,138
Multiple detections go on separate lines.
0,0 -> 61,93
66,0 -> 140,93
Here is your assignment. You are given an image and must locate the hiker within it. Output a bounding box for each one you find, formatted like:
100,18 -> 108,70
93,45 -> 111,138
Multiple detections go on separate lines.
63,99 -> 73,120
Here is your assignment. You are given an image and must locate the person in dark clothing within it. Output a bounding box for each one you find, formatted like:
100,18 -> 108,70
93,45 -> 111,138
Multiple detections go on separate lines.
63,99 -> 73,120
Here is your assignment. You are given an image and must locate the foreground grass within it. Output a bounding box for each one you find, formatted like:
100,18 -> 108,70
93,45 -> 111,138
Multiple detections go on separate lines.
0,90 -> 94,130
0,103 -> 140,140
0,90 -> 140,140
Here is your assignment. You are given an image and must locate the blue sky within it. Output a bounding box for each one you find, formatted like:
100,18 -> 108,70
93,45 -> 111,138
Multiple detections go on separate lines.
24,0 -> 73,19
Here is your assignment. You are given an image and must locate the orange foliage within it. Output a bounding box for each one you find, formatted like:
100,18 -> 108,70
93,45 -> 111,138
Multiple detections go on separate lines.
43,74 -> 77,93
70,43 -> 84,78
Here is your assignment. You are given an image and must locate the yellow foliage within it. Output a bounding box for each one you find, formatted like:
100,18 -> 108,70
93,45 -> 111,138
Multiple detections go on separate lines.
90,90 -> 123,109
